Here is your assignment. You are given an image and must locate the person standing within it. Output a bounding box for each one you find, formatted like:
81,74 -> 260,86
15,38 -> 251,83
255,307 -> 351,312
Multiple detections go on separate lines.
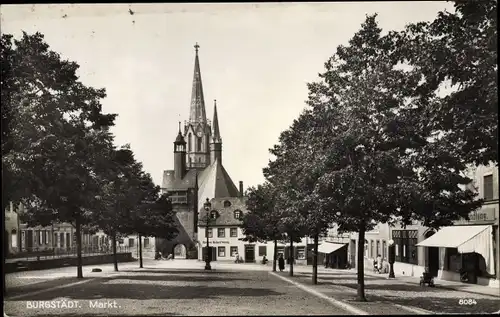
278,254 -> 285,272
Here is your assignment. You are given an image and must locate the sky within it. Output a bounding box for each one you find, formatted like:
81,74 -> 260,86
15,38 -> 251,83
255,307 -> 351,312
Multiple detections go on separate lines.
1,2 -> 455,189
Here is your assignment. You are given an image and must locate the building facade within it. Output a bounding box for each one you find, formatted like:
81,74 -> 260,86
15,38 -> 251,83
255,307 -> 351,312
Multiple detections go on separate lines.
157,44 -> 244,258
350,163 -> 499,287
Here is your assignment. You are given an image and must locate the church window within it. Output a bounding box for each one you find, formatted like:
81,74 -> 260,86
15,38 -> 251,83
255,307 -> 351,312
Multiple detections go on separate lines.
197,136 -> 202,151
188,133 -> 192,152
224,200 -> 232,208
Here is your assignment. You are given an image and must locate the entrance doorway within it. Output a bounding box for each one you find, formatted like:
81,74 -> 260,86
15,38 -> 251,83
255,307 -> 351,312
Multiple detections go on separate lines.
202,246 -> 216,261
245,244 -> 255,263
425,231 -> 439,277
173,244 -> 186,259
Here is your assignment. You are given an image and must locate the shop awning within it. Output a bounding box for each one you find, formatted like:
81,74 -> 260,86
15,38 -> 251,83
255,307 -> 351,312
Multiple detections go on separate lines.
416,225 -> 490,250
416,225 -> 494,275
318,242 -> 346,254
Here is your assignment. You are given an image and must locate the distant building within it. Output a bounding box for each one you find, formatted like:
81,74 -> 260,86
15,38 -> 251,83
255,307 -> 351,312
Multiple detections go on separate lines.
157,44 -> 244,258
4,202 -> 20,256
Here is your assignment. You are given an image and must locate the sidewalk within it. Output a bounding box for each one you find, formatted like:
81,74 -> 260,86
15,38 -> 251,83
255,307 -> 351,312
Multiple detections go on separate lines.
357,268 -> 500,298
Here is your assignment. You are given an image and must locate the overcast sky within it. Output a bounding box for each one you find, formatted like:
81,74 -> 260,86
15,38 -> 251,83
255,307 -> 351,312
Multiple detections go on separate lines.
1,2 -> 454,189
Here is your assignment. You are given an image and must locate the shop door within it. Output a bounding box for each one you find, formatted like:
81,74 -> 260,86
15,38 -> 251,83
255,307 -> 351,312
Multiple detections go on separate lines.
245,244 -> 255,263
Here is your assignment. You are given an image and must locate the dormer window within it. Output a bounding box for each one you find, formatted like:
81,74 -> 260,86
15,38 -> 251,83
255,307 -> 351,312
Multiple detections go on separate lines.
224,200 -> 232,208
210,210 -> 219,219
234,210 -> 242,220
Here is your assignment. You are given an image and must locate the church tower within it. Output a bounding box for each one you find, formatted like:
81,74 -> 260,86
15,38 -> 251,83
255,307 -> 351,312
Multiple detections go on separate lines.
210,99 -> 222,164
173,122 -> 187,180
184,43 -> 212,170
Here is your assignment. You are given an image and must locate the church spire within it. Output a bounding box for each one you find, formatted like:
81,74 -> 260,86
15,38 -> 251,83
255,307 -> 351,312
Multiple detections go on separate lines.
212,99 -> 221,143
189,43 -> 207,124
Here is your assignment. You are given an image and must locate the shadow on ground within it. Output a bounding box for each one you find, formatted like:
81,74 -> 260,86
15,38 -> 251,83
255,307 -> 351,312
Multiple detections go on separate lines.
6,277 -> 83,298
56,313 -> 182,317
335,282 -> 500,314
10,276 -> 283,301
111,274 -> 250,283
120,269 -> 239,275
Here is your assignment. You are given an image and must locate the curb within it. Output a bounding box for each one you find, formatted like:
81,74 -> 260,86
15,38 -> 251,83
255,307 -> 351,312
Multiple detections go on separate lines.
270,272 -> 369,315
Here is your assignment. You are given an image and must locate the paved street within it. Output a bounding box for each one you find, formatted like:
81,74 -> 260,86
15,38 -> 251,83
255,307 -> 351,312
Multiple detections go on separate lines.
5,260 -> 348,316
4,260 -> 500,316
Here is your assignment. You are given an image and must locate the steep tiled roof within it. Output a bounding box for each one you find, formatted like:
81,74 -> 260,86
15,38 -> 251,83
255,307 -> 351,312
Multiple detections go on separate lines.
196,159 -> 239,209
198,197 -> 248,226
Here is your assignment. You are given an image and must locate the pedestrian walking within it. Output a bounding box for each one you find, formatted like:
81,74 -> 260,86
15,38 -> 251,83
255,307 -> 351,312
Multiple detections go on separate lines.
278,254 -> 285,272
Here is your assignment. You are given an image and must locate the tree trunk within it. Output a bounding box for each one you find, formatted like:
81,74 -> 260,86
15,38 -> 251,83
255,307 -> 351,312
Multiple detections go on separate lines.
272,240 -> 277,272
75,216 -> 83,278
112,232 -> 118,271
138,233 -> 143,268
289,237 -> 294,277
312,234 -> 319,285
356,226 -> 366,301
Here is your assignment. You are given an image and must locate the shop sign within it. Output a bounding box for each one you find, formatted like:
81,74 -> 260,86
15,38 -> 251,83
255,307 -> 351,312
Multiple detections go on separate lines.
202,240 -> 230,244
455,208 -> 497,224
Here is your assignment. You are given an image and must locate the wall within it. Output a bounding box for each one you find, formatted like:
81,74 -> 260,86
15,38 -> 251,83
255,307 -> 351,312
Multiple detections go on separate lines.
156,196 -> 198,259
4,202 -> 20,255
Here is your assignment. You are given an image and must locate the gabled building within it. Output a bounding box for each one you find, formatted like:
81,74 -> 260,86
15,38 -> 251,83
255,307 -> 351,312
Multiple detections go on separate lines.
156,44 -> 244,258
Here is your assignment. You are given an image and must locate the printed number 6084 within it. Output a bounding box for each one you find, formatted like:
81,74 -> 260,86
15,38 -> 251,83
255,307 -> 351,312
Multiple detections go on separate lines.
458,299 -> 477,305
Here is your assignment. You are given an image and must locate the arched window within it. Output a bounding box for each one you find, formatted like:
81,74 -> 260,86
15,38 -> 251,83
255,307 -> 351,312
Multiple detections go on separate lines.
197,136 -> 202,152
188,133 -> 192,152
11,229 -> 18,248
224,200 -> 232,208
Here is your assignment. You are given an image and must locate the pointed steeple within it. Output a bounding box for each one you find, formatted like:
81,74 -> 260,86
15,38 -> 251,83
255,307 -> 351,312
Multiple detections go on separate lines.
212,99 -> 221,143
189,43 -> 207,124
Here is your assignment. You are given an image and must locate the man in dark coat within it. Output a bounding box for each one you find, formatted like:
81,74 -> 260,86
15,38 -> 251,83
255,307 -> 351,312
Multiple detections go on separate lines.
278,254 -> 285,272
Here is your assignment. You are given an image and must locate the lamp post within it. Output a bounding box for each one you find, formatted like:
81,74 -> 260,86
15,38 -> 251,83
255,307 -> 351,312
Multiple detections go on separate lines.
203,198 -> 217,270
388,239 -> 395,278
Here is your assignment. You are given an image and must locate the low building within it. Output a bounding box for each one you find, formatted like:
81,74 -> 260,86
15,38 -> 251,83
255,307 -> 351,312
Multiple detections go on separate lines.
196,197 -> 349,266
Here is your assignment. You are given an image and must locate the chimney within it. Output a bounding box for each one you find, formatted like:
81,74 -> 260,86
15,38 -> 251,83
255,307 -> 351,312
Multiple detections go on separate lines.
239,181 -> 244,197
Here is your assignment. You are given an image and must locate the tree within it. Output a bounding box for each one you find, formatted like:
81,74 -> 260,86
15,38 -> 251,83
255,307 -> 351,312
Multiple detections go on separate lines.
2,32 -> 117,280
302,14 -> 481,301
94,145 -> 143,271
241,183 -> 284,272
132,189 -> 179,268
392,0 -> 497,167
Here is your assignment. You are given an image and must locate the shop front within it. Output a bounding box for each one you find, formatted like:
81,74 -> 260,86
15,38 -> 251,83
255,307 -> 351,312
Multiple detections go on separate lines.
318,242 -> 348,269
417,221 -> 497,286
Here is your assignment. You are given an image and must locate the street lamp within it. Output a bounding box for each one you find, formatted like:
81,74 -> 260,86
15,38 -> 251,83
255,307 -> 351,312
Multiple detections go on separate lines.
388,239 -> 395,278
202,198 -> 218,270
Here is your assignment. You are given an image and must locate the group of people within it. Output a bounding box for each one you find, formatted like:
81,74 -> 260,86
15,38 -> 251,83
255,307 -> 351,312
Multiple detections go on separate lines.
155,251 -> 173,260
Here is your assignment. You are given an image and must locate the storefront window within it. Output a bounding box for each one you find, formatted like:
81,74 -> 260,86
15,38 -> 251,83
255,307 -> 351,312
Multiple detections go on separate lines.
393,230 -> 418,264
297,246 -> 305,260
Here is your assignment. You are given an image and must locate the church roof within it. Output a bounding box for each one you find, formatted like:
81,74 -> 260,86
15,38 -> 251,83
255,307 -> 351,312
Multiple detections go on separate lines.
212,100 -> 221,143
196,159 -> 240,209
162,159 -> 240,207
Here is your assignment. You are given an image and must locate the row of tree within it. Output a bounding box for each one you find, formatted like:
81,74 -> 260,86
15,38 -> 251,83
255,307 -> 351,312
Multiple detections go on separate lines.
1,32 -> 179,293
241,0 -> 497,301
